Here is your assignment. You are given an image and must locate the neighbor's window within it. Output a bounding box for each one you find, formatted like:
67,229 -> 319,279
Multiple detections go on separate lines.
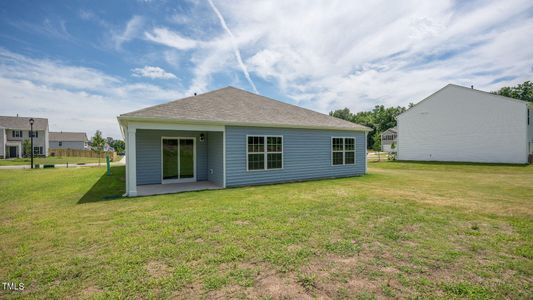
12,130 -> 22,138
247,136 -> 283,170
59,141 -> 63,147
332,137 -> 356,165
33,146 -> 43,155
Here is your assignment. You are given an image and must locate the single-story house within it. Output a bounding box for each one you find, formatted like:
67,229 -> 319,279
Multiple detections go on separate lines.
380,127 -> 397,152
49,131 -> 89,150
118,87 -> 371,196
397,84 -> 533,164
0,115 -> 49,159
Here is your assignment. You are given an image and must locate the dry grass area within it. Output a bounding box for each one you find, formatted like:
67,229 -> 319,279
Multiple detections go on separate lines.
0,162 -> 531,299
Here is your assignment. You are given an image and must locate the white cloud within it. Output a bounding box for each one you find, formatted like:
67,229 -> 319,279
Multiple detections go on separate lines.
0,48 -> 184,138
113,15 -> 144,50
208,0 -> 258,94
131,66 -> 177,79
208,0 -> 533,113
145,27 -> 198,50
4,0 -> 533,139
136,0 -> 533,112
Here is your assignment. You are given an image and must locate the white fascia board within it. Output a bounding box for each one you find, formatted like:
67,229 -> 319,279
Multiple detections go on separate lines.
126,121 -> 225,132
117,116 -> 371,132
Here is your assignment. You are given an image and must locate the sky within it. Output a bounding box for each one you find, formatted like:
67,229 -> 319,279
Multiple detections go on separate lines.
0,0 -> 532,139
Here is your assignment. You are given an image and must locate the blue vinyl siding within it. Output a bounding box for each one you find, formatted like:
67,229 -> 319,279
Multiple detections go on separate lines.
136,129 -> 208,185
225,126 -> 366,187
207,132 -> 224,186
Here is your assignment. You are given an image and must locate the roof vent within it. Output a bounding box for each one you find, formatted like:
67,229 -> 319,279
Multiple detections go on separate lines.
194,93 -> 197,96
16,113 -> 19,117
471,85 -> 474,89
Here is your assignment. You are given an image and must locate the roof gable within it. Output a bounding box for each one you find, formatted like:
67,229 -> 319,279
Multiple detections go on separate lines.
0,116 -> 48,131
397,84 -> 530,119
49,132 -> 88,142
381,127 -> 397,135
120,87 -> 370,131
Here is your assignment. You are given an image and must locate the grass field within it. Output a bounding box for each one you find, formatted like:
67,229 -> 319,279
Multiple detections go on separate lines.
0,162 -> 531,299
0,156 -> 102,166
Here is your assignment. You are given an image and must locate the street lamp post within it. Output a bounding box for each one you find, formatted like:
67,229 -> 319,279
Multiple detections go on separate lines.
29,118 -> 34,169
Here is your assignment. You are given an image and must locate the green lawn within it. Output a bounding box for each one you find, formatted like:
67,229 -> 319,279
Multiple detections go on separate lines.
0,156 -> 102,166
0,162 -> 531,299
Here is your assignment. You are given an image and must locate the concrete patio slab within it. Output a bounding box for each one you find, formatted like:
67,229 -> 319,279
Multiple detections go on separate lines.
136,181 -> 222,196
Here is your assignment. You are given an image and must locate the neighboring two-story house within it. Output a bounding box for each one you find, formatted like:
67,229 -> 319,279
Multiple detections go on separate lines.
0,116 -> 49,159
49,131 -> 89,150
380,127 -> 398,152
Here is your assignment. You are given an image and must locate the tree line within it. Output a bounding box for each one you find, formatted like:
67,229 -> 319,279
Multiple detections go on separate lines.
330,80 -> 532,150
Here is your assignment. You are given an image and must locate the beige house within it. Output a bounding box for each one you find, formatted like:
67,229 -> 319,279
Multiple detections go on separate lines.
0,116 -> 49,159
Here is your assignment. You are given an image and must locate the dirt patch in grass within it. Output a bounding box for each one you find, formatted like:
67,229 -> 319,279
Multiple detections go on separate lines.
146,261 -> 171,279
173,282 -> 203,299
80,286 -> 102,298
250,270 -> 312,299
233,220 -> 250,226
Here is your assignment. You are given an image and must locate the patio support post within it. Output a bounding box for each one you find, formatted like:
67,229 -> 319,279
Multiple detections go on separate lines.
126,127 -> 137,196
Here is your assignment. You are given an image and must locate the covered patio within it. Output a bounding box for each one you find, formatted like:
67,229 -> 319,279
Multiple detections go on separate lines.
120,120 -> 226,197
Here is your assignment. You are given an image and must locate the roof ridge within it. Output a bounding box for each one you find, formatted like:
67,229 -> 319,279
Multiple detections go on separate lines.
448,83 -> 531,105
214,86 -> 359,127
119,86 -> 233,117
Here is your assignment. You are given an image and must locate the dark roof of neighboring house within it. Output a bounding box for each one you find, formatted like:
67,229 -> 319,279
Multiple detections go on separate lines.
120,86 -> 371,131
0,116 -> 48,130
49,132 -> 88,142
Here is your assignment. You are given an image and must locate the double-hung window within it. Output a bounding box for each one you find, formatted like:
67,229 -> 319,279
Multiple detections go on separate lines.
247,136 -> 283,171
332,137 -> 355,165
33,146 -> 43,155
12,130 -> 22,138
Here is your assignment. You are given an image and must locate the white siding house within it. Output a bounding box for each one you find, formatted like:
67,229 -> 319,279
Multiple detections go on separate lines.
381,127 -> 397,152
397,84 -> 533,164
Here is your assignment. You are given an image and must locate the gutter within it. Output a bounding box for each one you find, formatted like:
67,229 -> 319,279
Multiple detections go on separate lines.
116,115 -> 373,132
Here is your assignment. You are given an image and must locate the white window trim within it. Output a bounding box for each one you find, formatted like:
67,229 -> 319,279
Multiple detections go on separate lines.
246,135 -> 283,171
12,130 -> 22,138
331,137 -> 356,166
33,146 -> 43,155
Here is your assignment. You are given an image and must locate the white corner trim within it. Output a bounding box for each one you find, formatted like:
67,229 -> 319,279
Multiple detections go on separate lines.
223,127 -> 227,188
364,132 -> 368,174
126,127 -> 137,197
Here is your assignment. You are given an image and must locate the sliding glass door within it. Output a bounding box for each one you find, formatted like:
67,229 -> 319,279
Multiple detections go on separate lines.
162,138 -> 195,183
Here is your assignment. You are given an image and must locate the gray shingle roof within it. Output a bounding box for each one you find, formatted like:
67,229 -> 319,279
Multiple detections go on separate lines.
0,116 -> 48,131
382,127 -> 397,135
49,132 -> 88,142
120,87 -> 370,131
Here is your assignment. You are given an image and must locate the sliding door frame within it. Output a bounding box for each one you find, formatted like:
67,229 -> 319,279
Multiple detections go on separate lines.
161,136 -> 196,184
